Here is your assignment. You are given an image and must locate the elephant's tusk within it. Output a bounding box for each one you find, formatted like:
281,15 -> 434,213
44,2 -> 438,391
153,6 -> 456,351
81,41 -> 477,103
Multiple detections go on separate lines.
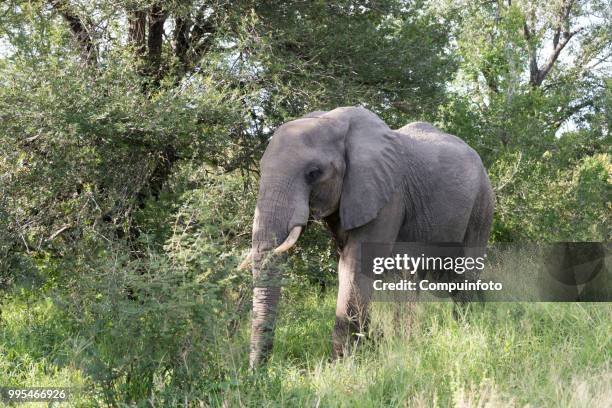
273,226 -> 303,254
238,250 -> 253,270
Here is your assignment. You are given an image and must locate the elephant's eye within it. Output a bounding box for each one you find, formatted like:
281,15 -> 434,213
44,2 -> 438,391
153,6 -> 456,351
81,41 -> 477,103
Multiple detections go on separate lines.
305,167 -> 323,184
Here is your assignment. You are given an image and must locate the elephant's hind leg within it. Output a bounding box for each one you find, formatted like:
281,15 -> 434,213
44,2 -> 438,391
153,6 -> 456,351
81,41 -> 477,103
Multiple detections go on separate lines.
451,185 -> 494,306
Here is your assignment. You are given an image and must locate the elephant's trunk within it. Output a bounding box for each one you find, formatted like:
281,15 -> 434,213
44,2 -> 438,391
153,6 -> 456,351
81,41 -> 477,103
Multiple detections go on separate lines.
250,284 -> 281,367
248,180 -> 308,368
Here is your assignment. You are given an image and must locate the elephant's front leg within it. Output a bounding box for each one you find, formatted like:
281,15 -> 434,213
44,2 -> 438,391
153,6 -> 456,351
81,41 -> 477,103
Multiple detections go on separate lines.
331,194 -> 404,359
332,242 -> 370,359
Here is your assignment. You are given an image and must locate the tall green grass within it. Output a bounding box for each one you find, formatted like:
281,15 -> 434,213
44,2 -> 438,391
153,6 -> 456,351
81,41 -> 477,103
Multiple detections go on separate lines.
2,285 -> 610,407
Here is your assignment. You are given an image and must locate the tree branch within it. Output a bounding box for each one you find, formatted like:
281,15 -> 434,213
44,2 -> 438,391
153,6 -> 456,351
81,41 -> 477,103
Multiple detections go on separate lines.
551,99 -> 594,132
48,0 -> 97,65
535,28 -> 582,86
523,8 -> 540,87
189,3 -> 231,64
528,0 -> 581,87
189,6 -> 215,49
47,224 -> 72,241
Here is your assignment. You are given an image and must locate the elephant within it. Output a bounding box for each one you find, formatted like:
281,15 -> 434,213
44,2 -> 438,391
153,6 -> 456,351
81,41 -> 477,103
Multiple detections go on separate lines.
241,106 -> 494,368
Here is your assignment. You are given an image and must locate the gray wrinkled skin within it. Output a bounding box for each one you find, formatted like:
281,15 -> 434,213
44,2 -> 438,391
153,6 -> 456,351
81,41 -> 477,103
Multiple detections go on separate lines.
248,106 -> 494,368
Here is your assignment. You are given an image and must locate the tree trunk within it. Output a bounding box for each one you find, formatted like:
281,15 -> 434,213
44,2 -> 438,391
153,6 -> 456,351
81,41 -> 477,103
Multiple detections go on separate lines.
128,9 -> 147,57
147,3 -> 166,80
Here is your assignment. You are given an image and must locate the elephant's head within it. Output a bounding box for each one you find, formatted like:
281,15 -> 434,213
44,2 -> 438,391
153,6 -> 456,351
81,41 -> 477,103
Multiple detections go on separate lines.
244,107 -> 403,367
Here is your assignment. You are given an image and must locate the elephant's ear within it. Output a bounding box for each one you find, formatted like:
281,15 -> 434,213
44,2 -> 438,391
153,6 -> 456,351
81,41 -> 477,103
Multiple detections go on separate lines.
336,109 -> 405,230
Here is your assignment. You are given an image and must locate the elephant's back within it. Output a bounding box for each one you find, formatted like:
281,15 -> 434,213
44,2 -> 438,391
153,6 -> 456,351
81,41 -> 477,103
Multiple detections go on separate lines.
396,121 -> 489,198
396,122 -> 484,169
396,122 -> 467,147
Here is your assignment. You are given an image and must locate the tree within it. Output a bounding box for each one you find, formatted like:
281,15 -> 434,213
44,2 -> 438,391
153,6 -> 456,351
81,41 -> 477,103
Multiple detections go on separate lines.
435,0 -> 611,240
0,1 -> 460,400
0,1 -> 456,257
438,0 -> 610,149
